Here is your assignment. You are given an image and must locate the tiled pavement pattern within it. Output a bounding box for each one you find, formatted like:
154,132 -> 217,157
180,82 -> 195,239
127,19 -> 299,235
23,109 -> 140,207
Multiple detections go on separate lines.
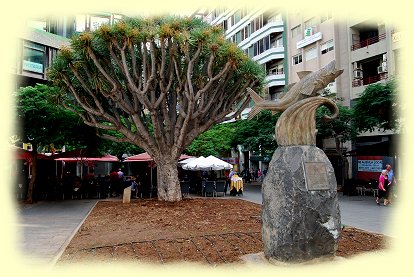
57,231 -> 263,265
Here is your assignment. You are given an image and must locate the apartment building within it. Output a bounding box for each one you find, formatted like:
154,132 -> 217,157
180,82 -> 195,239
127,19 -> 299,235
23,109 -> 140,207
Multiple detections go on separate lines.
201,7 -> 400,183
201,7 -> 287,101
14,13 -> 123,89
195,7 -> 288,172
343,17 -> 401,181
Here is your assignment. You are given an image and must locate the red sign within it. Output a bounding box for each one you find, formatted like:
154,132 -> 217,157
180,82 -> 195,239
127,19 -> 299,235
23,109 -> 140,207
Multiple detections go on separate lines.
356,156 -> 383,182
221,157 -> 238,164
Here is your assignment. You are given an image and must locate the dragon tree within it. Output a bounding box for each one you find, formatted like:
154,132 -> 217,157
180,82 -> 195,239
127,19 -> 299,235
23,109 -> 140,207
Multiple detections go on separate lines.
48,16 -> 265,201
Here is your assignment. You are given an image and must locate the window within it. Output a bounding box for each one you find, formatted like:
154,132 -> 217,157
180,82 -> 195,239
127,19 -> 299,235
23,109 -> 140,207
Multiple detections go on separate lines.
271,35 -> 283,48
235,31 -> 242,44
268,12 -> 282,23
75,15 -> 87,32
242,25 -> 249,40
292,53 -> 302,65
27,19 -> 47,31
305,17 -> 317,29
321,40 -> 334,54
90,15 -> 110,31
320,12 -> 333,23
269,63 -> 284,75
252,15 -> 263,32
22,41 -> 45,73
222,20 -> 228,31
232,10 -> 241,25
113,14 -> 123,24
252,36 -> 271,56
291,25 -> 301,38
305,46 -> 317,61
248,45 -> 254,58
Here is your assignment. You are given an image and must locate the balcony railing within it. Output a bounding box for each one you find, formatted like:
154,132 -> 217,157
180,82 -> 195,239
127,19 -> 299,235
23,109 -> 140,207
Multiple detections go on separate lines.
351,33 -> 386,51
352,73 -> 388,87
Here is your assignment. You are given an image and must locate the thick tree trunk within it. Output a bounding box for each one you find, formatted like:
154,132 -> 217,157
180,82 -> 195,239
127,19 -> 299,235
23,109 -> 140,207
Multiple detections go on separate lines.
26,151 -> 37,204
156,158 -> 182,202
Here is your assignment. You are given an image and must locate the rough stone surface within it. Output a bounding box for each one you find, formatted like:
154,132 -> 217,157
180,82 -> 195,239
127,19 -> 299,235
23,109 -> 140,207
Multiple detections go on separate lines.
240,252 -> 346,266
262,145 -> 341,263
123,186 -> 131,203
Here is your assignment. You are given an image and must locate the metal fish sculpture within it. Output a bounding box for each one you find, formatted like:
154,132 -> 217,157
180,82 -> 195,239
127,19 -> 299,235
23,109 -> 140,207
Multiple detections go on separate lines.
247,60 -> 343,120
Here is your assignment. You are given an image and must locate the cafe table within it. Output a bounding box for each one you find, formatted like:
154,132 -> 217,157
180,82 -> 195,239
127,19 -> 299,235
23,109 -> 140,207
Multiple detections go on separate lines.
230,174 -> 243,195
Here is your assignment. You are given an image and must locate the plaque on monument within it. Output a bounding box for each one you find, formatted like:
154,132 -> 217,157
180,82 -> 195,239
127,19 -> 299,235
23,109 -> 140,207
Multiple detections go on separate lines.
303,161 -> 330,191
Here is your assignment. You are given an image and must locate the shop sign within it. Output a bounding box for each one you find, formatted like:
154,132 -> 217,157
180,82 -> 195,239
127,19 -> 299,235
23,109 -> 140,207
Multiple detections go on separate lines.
221,157 -> 238,164
23,60 -> 43,73
357,160 -> 383,172
304,27 -> 313,37
296,32 -> 322,49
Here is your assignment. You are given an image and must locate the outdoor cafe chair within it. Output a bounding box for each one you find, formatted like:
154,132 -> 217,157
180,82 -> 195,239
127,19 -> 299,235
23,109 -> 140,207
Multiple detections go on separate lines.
203,181 -> 215,197
180,181 -> 190,197
214,180 -> 226,197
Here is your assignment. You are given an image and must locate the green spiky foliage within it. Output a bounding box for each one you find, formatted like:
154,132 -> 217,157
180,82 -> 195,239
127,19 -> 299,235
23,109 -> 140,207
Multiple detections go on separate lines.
48,16 -> 265,201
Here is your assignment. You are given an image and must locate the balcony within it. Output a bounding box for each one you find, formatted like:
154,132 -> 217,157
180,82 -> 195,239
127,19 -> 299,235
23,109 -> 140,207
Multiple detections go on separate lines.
239,22 -> 284,50
265,73 -> 286,87
351,33 -> 386,51
352,73 -> 388,87
252,47 -> 284,65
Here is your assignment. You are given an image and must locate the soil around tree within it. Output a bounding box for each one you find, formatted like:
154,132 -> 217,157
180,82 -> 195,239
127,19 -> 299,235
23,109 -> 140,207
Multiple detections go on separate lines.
57,198 -> 389,266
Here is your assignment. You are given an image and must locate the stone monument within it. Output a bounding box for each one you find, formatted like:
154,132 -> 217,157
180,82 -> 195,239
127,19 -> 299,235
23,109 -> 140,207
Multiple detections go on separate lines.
248,60 -> 343,264
123,186 -> 131,203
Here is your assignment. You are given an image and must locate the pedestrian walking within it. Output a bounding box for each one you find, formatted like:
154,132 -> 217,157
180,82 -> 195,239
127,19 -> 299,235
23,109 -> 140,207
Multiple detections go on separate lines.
257,168 -> 262,181
376,169 -> 389,206
386,164 -> 397,204
109,170 -> 119,197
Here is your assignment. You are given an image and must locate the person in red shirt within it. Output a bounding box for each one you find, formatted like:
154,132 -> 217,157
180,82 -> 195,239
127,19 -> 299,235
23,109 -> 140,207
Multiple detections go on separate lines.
109,170 -> 119,197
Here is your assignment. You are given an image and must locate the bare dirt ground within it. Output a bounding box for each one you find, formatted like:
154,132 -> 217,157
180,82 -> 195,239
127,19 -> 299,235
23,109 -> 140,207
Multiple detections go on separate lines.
57,198 -> 388,266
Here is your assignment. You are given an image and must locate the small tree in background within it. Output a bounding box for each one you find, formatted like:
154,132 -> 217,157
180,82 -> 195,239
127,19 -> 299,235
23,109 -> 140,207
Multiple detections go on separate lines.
232,110 -> 280,157
15,84 -> 101,203
48,16 -> 265,201
186,123 -> 237,157
352,79 -> 399,132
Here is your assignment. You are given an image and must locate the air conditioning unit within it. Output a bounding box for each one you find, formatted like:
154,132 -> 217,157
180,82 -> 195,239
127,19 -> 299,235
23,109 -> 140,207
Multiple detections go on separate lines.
353,70 -> 363,79
377,65 -> 388,74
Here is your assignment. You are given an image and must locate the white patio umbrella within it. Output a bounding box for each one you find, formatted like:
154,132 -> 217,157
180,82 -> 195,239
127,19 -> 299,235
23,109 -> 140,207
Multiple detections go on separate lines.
178,157 -> 198,167
182,155 -> 232,171
182,156 -> 207,170
204,155 -> 233,170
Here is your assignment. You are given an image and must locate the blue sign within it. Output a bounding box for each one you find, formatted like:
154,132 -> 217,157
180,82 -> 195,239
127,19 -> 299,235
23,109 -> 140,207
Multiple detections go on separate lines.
357,160 -> 383,172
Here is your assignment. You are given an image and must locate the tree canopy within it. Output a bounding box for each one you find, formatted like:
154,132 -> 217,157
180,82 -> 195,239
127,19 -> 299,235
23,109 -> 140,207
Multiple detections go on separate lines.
15,84 -> 92,152
47,16 -> 265,201
232,110 -> 280,157
352,79 -> 398,133
185,122 -> 237,157
316,103 -> 356,144
15,84 -> 99,202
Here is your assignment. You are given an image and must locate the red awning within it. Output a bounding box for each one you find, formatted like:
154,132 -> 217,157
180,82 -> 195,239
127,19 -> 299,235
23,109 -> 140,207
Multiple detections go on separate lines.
54,154 -> 119,162
48,148 -> 92,159
123,152 -> 153,162
13,147 -> 48,160
123,152 -> 194,162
